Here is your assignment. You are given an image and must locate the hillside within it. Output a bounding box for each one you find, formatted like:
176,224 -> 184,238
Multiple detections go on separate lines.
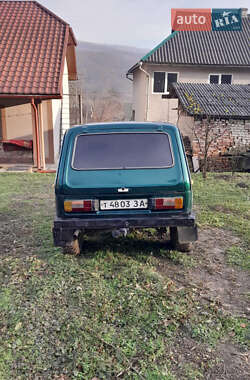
75,41 -> 148,102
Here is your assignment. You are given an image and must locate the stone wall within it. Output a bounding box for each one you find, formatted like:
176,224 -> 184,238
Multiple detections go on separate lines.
191,119 -> 250,171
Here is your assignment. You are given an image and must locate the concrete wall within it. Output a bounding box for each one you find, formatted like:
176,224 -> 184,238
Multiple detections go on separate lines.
2,101 -> 54,164
52,98 -> 61,164
177,114 -> 194,139
150,64 -> 250,84
4,103 -> 33,140
133,69 -> 147,121
40,100 -> 54,164
133,63 -> 250,123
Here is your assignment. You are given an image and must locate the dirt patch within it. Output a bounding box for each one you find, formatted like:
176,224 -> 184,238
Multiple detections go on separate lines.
215,174 -> 233,181
191,228 -> 249,317
209,205 -> 235,214
215,174 -> 243,181
167,334 -> 250,380
156,227 -> 250,379
236,182 -> 249,189
213,342 -> 250,380
157,228 -> 250,318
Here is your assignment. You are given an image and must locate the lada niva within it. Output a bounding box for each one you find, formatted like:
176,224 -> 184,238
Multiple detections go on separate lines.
53,122 -> 197,254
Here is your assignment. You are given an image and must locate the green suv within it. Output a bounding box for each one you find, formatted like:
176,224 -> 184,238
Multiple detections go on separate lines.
53,122 -> 197,254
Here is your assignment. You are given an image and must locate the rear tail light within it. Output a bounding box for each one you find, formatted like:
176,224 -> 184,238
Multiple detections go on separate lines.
64,199 -> 99,212
151,197 -> 183,210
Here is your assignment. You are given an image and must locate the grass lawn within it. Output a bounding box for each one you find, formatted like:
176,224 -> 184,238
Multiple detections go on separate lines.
0,172 -> 249,379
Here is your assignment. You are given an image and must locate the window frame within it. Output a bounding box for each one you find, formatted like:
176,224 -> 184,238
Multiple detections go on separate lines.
71,132 -> 175,171
208,73 -> 233,84
152,71 -> 179,94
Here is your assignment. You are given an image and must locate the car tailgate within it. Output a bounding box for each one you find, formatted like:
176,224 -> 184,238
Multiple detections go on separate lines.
63,167 -> 187,196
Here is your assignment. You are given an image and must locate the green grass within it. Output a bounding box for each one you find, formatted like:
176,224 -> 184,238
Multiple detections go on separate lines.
0,172 -> 249,379
226,246 -> 250,270
188,311 -> 249,348
193,172 -> 250,265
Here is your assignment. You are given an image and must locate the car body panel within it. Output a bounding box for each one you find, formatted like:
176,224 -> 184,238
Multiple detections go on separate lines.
53,122 -> 195,245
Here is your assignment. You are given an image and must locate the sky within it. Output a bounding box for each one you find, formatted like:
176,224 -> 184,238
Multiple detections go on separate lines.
39,0 -> 249,49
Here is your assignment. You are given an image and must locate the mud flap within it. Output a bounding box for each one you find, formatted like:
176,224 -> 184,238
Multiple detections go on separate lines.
176,225 -> 198,243
53,227 -> 77,247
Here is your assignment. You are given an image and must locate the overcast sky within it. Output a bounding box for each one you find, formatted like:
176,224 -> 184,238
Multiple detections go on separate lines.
39,0 -> 248,49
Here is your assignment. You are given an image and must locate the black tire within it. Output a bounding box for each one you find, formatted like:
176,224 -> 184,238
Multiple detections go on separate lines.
62,232 -> 84,255
169,227 -> 178,250
63,238 -> 81,255
169,227 -> 192,252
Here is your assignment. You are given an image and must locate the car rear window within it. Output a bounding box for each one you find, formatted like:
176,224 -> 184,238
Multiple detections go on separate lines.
72,132 -> 173,170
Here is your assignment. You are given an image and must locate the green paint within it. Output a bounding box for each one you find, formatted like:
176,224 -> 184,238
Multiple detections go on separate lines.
55,122 -> 193,219
141,31 -> 179,62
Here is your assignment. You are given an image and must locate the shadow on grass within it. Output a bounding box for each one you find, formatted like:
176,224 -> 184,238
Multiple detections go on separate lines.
79,233 -> 173,260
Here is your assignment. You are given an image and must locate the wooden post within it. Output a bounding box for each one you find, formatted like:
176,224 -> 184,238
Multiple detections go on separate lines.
31,102 -> 38,167
78,93 -> 83,124
0,108 -> 7,140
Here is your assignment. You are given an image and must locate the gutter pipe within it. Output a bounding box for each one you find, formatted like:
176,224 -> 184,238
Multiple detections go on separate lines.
138,61 -> 150,121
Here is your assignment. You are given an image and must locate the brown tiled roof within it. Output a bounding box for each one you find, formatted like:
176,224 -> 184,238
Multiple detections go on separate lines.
0,1 -> 77,97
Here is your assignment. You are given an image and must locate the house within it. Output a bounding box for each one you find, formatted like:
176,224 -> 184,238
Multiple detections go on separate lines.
172,83 -> 250,170
0,1 -> 77,169
126,8 -> 250,170
126,8 -> 249,125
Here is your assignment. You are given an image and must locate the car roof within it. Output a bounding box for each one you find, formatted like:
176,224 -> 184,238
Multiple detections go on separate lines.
69,121 -> 179,134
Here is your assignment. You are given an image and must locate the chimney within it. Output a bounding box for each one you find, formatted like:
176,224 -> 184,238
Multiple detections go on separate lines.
241,8 -> 248,17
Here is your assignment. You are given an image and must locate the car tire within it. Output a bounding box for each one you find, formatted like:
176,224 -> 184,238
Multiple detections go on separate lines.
169,227 -> 192,252
62,232 -> 84,255
63,238 -> 81,255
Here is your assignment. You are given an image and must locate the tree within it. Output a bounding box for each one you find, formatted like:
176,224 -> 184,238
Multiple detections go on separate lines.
84,91 -> 125,123
182,93 -> 230,179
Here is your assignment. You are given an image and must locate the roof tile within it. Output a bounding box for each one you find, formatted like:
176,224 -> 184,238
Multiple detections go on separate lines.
128,16 -> 250,73
172,83 -> 250,119
0,1 -> 74,96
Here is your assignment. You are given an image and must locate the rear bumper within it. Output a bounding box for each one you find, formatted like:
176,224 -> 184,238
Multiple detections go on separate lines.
53,213 -> 196,246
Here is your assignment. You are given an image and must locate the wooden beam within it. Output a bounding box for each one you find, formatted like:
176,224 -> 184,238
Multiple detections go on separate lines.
0,108 -> 7,140
31,103 -> 38,167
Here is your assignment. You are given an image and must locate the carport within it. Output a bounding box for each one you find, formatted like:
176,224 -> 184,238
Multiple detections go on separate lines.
0,1 -> 77,170
0,95 -> 61,169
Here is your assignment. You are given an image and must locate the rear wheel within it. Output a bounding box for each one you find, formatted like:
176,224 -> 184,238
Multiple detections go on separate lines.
63,239 -> 81,255
62,231 -> 84,255
169,227 -> 192,252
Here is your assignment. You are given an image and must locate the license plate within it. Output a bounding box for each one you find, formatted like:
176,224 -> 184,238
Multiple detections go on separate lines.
100,199 -> 148,210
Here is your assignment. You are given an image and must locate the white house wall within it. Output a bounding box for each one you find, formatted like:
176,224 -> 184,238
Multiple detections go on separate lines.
52,98 -> 61,163
156,64 -> 250,84
133,63 -> 250,124
52,57 -> 70,163
133,69 -> 147,121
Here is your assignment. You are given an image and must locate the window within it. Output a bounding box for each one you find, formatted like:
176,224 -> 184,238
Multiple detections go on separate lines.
153,72 -> 165,93
209,74 -> 232,84
153,72 -> 178,93
167,73 -> 178,92
72,133 -> 173,170
221,75 -> 232,84
209,74 -> 219,84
